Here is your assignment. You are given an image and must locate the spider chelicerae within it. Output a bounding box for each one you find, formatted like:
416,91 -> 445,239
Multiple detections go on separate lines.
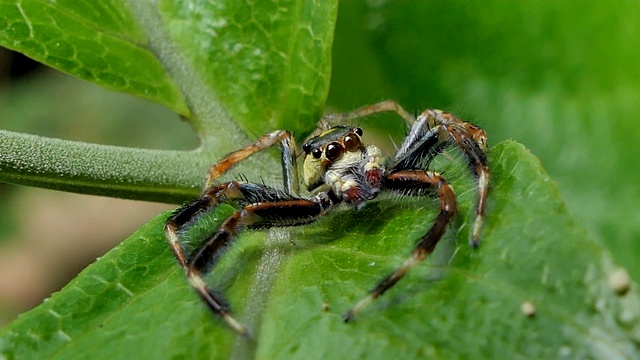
164,100 -> 489,336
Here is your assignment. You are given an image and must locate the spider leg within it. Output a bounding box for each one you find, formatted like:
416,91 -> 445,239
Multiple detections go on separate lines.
343,170 -> 456,322
317,103 -> 488,246
204,130 -> 299,195
165,181 -> 332,336
316,100 -> 416,131
390,110 -> 489,248
164,182 -> 246,333
165,182 -> 245,269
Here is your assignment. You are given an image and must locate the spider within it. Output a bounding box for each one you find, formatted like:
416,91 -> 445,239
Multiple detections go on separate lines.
164,100 -> 489,336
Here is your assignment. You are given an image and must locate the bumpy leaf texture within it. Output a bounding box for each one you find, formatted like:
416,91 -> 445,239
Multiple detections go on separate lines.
1,141 -> 638,359
0,0 -> 335,138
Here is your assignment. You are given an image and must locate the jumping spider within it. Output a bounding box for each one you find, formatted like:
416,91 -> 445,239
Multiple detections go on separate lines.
164,100 -> 489,336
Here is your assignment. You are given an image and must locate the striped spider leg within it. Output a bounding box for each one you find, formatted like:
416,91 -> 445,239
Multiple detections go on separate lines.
164,130 -> 332,336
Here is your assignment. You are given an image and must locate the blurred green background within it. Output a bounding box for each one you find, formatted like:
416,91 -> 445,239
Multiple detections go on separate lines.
327,1 -> 640,279
0,50 -> 198,325
1,0 -> 638,327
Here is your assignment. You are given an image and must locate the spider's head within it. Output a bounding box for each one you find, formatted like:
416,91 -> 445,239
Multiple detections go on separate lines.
302,125 -> 364,192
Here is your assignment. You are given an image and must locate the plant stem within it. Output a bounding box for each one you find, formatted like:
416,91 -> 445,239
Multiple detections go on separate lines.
0,130 -> 207,203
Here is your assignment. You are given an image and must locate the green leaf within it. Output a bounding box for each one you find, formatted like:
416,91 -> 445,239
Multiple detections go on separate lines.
0,0 -> 335,138
2,141 -> 638,359
328,1 -> 640,285
156,0 -> 336,137
0,0 -> 189,116
0,0 -> 337,199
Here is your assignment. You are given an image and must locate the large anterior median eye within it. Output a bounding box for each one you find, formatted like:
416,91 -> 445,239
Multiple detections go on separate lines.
325,142 -> 344,162
343,133 -> 362,151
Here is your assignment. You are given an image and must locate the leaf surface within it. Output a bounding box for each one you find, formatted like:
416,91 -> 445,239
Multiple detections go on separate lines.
1,141 -> 637,359
0,0 -> 189,115
156,0 -> 335,137
0,0 -> 336,138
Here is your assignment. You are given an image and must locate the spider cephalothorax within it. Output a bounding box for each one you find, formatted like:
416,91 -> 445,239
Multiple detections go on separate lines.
302,125 -> 384,206
164,100 -> 489,336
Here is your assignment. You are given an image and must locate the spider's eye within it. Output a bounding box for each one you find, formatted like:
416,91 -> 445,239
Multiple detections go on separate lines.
312,148 -> 322,159
302,143 -> 311,153
354,127 -> 363,136
343,134 -> 362,151
325,142 -> 344,162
